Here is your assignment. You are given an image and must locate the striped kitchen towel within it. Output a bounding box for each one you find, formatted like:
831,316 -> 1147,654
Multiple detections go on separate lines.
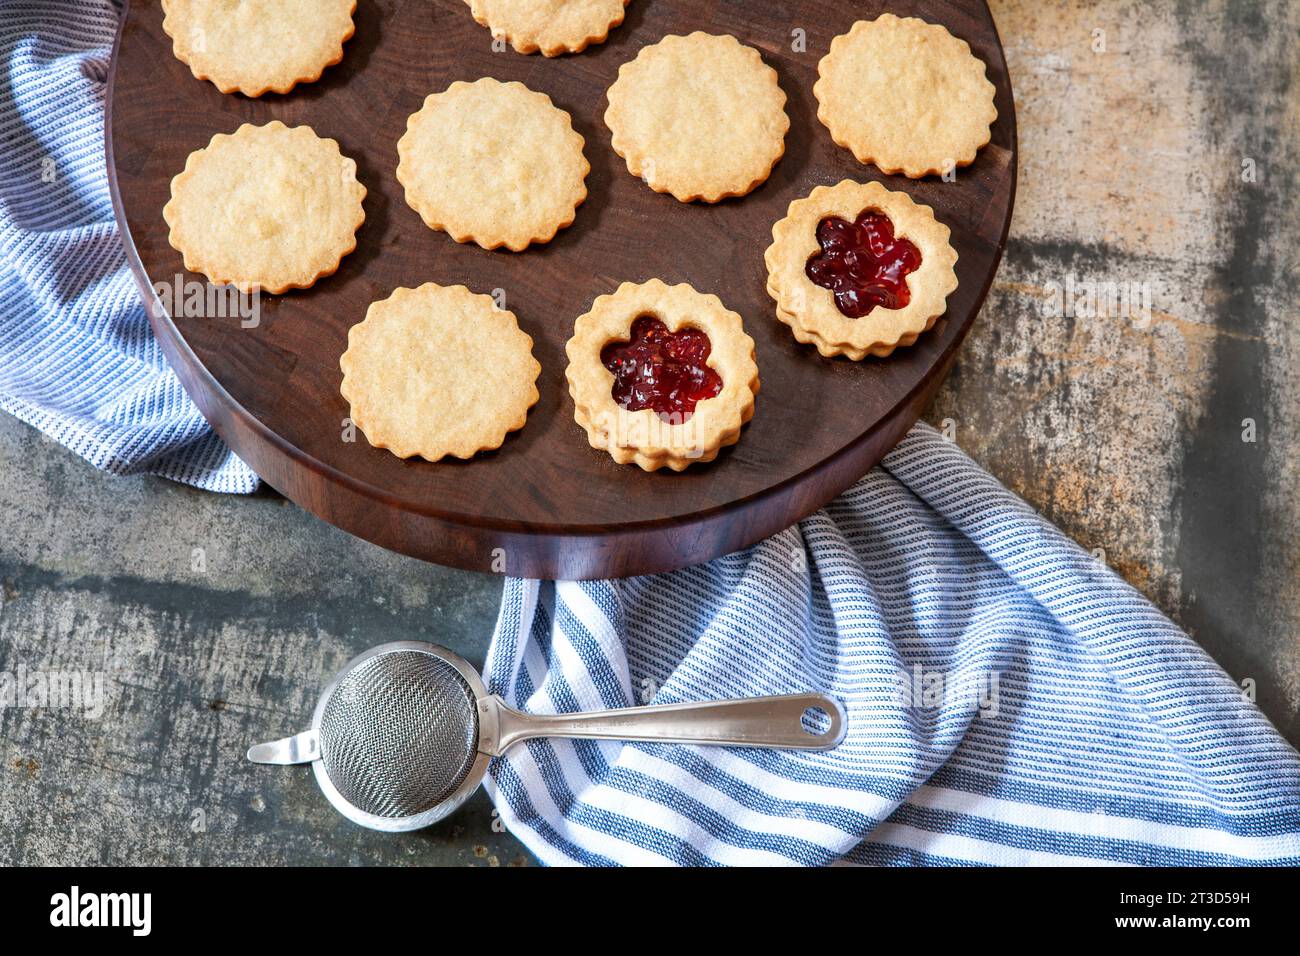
0,0 -> 256,492
485,423 -> 1300,866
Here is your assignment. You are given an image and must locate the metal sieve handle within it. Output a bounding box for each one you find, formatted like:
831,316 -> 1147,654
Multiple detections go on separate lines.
481,693 -> 846,755
247,730 -> 319,765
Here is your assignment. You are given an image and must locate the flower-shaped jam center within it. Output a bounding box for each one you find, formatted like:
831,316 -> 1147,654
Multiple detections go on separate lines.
600,315 -> 722,423
805,209 -> 922,318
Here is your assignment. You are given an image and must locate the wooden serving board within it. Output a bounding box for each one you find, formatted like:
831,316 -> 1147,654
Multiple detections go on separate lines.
107,0 -> 1016,579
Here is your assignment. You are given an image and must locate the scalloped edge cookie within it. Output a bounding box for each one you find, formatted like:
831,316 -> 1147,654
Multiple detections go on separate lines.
604,33 -> 789,203
565,279 -> 759,471
163,121 -> 366,295
764,180 -> 958,359
464,0 -> 628,56
396,78 -> 589,252
161,0 -> 356,97
814,14 -> 997,178
340,283 -> 541,462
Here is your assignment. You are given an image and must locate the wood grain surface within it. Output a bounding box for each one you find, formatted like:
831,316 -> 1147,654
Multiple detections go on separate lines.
107,0 -> 1017,579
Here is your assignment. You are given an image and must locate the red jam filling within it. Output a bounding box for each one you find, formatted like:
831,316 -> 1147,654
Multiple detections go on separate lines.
805,209 -> 922,318
600,315 -> 722,423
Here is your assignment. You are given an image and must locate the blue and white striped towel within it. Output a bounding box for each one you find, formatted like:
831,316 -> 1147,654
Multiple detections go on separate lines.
485,424 -> 1300,866
7,4 -> 1300,867
0,0 -> 256,492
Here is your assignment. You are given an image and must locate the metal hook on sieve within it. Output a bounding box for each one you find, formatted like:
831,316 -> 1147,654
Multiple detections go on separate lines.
249,641 -> 847,832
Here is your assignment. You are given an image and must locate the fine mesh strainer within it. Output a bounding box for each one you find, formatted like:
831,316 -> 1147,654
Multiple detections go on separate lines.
248,641 -> 847,831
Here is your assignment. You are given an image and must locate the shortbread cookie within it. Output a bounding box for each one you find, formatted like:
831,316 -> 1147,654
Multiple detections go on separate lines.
604,33 -> 789,203
164,122 -> 366,294
764,180 -> 958,359
340,284 -> 541,461
465,0 -> 628,56
397,78 -> 589,251
565,280 -> 759,471
814,15 -> 997,178
161,0 -> 356,96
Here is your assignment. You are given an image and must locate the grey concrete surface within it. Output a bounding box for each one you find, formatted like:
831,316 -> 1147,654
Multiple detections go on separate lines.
928,0 -> 1300,745
1,0 -> 1297,865
0,414 -> 523,865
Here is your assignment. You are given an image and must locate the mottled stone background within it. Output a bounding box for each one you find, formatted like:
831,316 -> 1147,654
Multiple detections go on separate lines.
1,1 -> 1296,865
929,0 -> 1299,746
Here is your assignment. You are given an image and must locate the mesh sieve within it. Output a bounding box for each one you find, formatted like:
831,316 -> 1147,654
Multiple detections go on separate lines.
249,640 -> 847,832
316,649 -> 480,819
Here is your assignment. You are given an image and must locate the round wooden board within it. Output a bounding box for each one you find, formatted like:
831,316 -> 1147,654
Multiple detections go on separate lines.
108,0 -> 1016,580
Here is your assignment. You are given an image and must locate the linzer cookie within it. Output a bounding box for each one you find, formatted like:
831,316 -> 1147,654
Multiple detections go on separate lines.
565,280 -> 759,471
764,180 -> 958,360
604,33 -> 789,203
397,78 -> 589,251
340,284 -> 541,462
161,0 -> 356,96
163,122 -> 366,294
464,0 -> 628,56
814,14 -> 997,178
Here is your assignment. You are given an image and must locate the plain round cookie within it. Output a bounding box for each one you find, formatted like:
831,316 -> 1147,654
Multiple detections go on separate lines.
163,122 -> 366,294
464,0 -> 628,56
161,0 -> 356,96
814,14 -> 997,178
340,284 -> 541,462
396,78 -> 589,251
604,33 -> 789,203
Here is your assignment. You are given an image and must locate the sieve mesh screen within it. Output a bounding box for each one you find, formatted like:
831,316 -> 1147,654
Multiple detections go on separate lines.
317,650 -> 479,819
